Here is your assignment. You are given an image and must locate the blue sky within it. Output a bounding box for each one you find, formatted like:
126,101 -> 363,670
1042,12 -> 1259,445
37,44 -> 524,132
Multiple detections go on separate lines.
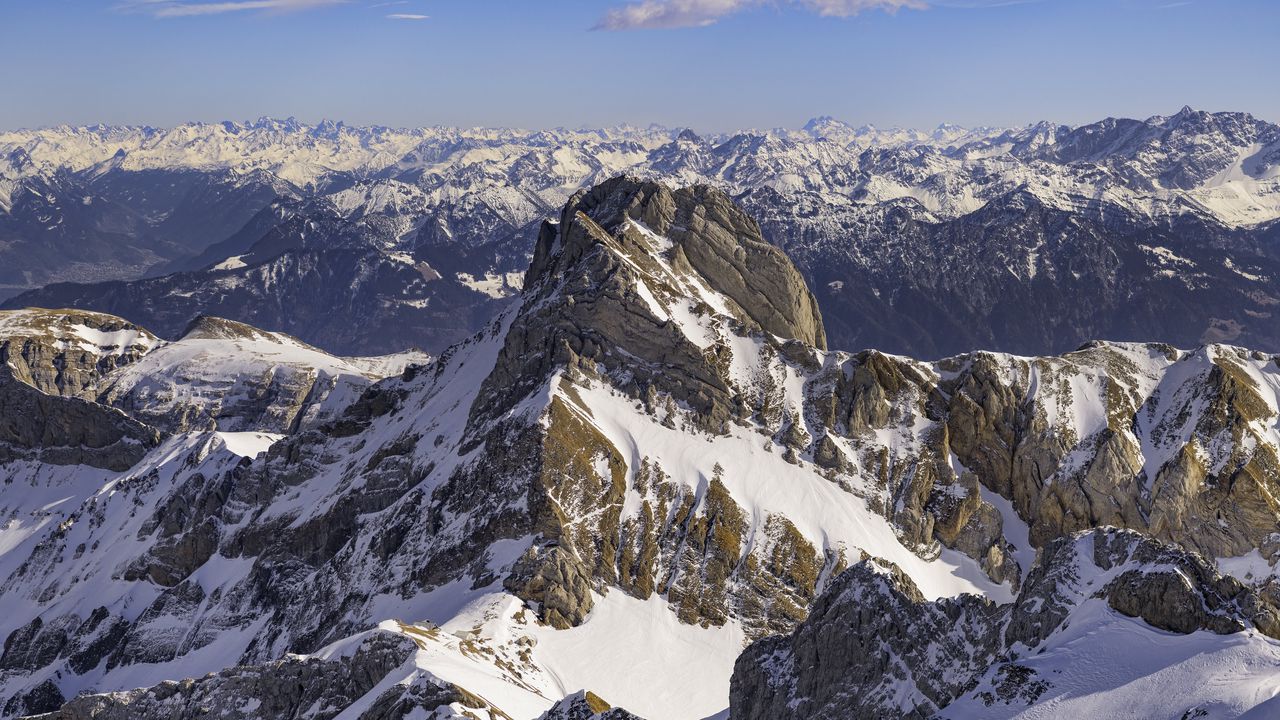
4,0 -> 1278,131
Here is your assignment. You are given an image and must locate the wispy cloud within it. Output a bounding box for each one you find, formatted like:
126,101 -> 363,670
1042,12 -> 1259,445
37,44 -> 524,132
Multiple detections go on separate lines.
594,0 -> 751,30
594,0 -> 927,30
800,0 -> 927,17
119,0 -> 345,18
386,12 -> 427,19
932,0 -> 1040,7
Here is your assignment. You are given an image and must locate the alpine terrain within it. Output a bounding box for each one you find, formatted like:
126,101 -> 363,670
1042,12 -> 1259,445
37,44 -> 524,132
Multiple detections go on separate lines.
1,176 -> 1279,719
2,108 -> 1278,356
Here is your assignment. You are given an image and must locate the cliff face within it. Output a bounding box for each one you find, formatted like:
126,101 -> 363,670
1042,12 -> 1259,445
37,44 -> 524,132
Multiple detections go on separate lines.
0,368 -> 159,472
729,528 -> 1280,720
0,309 -> 158,399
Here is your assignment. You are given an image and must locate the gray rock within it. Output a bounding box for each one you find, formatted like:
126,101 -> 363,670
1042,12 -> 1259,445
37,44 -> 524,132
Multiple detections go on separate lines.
0,368 -> 160,471
0,309 -> 157,399
20,632 -> 465,720
537,690 -> 646,720
730,528 -> 1280,720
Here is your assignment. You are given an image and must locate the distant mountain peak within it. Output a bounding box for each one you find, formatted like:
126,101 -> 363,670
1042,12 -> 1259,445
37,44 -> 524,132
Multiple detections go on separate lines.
676,128 -> 703,143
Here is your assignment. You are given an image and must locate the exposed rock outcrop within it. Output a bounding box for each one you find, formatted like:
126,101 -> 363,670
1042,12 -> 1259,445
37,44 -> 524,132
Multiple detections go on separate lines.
537,691 -> 645,720
456,178 -> 844,636
729,528 -> 1280,720
0,309 -> 157,399
19,632 -> 487,720
0,368 -> 159,471
939,342 -> 1280,563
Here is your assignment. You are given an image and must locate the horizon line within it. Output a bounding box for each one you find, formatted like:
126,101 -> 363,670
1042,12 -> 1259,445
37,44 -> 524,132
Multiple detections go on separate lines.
3,105 -> 1274,137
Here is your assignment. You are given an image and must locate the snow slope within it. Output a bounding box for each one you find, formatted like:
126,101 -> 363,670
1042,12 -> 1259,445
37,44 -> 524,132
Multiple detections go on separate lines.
98,319 -> 428,432
942,601 -> 1280,720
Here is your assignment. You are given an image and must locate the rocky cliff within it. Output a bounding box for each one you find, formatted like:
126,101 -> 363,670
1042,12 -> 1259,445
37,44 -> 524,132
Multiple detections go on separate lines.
0,309 -> 157,399
729,528 -> 1280,719
0,368 -> 159,471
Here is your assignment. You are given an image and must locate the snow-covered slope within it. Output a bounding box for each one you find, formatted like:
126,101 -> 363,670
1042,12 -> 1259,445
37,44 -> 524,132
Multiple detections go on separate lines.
941,601 -> 1280,719
98,315 -> 428,433
732,527 -> 1280,720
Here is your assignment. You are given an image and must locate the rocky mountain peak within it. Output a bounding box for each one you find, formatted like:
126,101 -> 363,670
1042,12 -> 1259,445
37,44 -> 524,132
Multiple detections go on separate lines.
180,314 -> 310,345
676,128 -> 703,143
538,691 -> 644,720
528,176 -> 826,350
5,147 -> 32,174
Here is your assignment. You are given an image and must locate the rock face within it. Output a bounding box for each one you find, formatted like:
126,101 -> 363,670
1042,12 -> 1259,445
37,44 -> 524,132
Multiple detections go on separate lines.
746,339 -> 1280,592
537,691 -> 645,720
730,558 -> 998,720
0,309 -> 426,436
936,342 -> 1280,563
22,632 -> 486,720
439,178 -> 846,637
554,178 -> 827,349
486,176 -> 825,433
729,528 -> 1280,720
0,309 -> 158,399
0,368 -> 159,471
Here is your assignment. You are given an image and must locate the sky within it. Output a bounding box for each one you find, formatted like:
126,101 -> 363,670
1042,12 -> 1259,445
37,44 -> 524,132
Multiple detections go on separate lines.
3,0 -> 1278,132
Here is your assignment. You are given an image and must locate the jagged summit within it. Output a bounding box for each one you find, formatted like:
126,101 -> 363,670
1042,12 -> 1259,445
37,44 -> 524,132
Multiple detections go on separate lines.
474,175 -> 829,442
675,128 -> 702,143
538,691 -> 643,720
528,176 -> 826,349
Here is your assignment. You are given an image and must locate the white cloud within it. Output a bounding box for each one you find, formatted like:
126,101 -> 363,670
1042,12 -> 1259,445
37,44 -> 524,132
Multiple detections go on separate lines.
119,0 -> 346,18
386,12 -> 427,19
799,0 -> 926,17
594,0 -> 753,30
595,0 -> 928,29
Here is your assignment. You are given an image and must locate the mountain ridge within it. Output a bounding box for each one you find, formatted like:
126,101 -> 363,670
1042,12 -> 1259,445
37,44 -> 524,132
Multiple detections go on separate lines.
4,107 -> 1278,359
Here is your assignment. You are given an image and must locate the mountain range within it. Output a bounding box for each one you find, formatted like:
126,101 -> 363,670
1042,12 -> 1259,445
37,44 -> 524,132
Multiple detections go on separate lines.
3,107 -> 1278,356
1,177 -> 1279,719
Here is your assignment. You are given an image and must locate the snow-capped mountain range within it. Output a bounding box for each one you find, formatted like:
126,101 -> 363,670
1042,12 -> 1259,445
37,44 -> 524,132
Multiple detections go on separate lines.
2,178 -> 1280,719
2,108 -> 1278,356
